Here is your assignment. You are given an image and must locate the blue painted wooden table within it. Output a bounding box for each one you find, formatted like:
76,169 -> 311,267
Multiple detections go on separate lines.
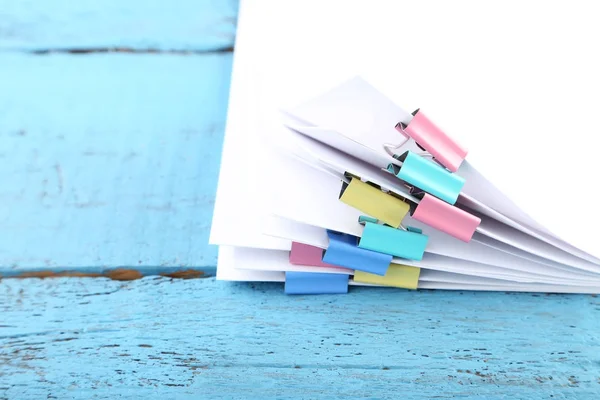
1,2 -> 599,398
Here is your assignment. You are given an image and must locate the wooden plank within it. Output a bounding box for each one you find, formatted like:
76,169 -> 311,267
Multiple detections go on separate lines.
1,277 -> 599,399
0,53 -> 231,270
2,3 -> 598,400
0,0 -> 238,51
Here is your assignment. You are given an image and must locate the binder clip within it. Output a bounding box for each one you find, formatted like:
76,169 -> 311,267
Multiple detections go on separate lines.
289,241 -> 343,269
284,271 -> 349,294
383,150 -> 465,205
339,175 -> 410,228
323,230 -> 392,276
353,263 -> 421,290
338,175 -> 479,242
357,216 -> 428,261
395,109 -> 467,173
411,194 -> 481,242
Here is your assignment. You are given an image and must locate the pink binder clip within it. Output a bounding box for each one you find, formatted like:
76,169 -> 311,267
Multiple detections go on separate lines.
395,109 -> 467,172
412,194 -> 481,242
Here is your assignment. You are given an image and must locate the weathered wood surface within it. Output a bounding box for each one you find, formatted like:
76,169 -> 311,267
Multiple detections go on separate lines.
0,0 -> 237,51
1,1 -> 600,398
0,0 -> 235,273
2,278 -> 600,399
0,53 -> 231,272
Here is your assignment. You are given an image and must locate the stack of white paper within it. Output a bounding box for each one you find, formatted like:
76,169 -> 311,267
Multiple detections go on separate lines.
210,0 -> 600,294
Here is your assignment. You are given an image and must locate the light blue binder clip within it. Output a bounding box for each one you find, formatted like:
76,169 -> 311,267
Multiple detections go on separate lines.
323,230 -> 392,276
284,271 -> 349,295
385,151 -> 465,205
358,217 -> 429,261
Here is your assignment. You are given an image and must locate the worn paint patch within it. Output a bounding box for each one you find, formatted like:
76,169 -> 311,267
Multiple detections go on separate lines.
9,271 -> 104,279
160,269 -> 204,279
103,269 -> 144,281
2,268 -> 207,281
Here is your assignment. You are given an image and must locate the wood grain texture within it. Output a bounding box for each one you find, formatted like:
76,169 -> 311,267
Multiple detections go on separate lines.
0,0 -> 237,273
2,1 -> 600,399
2,278 -> 600,399
0,0 -> 238,51
0,53 -> 231,271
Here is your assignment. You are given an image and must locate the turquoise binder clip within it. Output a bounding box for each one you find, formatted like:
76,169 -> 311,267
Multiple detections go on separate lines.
323,230 -> 392,276
385,151 -> 465,205
284,271 -> 349,295
358,217 -> 428,261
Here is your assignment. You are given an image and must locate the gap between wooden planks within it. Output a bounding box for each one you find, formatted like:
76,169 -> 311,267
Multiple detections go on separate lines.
0,268 -> 209,281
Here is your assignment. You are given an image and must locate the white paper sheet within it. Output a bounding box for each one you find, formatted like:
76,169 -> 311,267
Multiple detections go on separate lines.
259,215 -> 600,285
208,1 -> 289,251
213,0 -> 600,290
229,246 -> 533,285
218,246 -> 600,294
282,78 -> 600,265
263,131 -> 600,277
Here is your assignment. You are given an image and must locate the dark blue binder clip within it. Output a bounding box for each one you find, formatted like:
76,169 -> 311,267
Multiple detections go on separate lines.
284,271 -> 349,294
322,230 -> 392,276
383,149 -> 465,205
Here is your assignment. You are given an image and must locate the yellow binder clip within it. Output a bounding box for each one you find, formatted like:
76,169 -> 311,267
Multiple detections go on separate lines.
338,174 -> 410,229
353,264 -> 421,290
